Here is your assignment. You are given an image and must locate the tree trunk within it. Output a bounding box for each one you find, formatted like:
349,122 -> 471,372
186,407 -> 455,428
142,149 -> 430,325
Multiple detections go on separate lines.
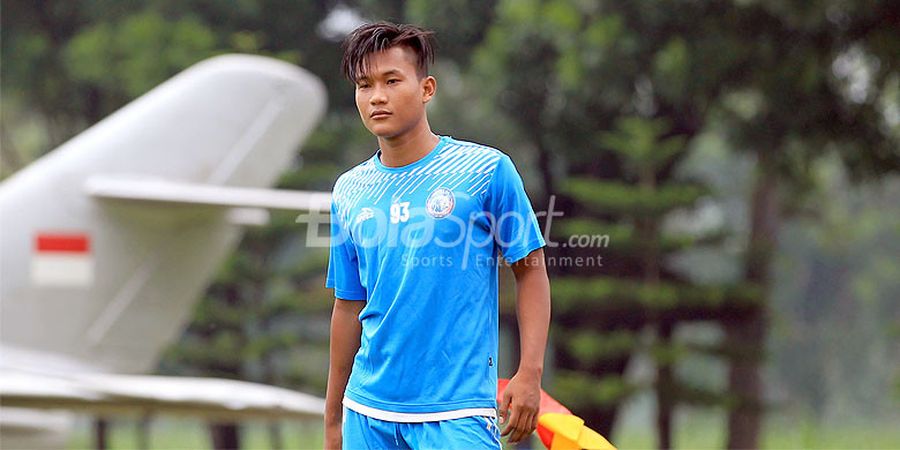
637,161 -> 674,450
209,422 -> 241,450
137,413 -> 152,450
656,321 -> 675,450
93,417 -> 108,450
725,153 -> 779,449
268,421 -> 283,450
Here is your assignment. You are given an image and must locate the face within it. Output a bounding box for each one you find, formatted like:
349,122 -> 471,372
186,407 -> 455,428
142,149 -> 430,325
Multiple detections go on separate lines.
354,46 -> 436,139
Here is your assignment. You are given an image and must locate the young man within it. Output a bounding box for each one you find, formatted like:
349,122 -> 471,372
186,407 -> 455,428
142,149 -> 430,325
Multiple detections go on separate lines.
324,22 -> 551,449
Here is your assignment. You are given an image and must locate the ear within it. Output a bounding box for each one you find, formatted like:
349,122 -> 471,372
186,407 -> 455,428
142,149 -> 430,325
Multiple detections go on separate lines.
421,76 -> 437,104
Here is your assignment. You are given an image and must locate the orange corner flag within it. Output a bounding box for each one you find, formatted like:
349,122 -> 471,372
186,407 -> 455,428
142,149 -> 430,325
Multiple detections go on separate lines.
498,379 -> 616,450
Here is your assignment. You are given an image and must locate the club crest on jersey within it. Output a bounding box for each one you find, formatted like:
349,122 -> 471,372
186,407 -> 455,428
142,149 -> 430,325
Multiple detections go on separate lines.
426,187 -> 455,219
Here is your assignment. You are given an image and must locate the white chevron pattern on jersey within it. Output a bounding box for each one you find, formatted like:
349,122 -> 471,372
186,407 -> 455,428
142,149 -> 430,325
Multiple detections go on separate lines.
332,140 -> 505,225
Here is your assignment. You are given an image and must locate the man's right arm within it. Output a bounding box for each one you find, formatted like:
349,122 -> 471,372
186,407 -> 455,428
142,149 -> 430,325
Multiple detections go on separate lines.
324,298 -> 365,450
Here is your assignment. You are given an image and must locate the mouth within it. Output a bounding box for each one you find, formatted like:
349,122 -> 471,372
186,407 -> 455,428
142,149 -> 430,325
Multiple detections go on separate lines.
370,110 -> 392,119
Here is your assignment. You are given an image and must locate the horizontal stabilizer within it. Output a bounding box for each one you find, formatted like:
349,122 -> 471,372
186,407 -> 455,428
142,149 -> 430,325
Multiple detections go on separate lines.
85,176 -> 331,213
0,369 -> 324,420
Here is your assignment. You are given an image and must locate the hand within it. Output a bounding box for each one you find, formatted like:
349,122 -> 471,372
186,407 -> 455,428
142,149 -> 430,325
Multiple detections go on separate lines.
499,371 -> 541,444
324,423 -> 341,450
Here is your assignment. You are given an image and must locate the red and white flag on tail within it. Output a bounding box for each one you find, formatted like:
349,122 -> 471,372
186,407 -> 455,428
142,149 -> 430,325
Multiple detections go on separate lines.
31,233 -> 94,287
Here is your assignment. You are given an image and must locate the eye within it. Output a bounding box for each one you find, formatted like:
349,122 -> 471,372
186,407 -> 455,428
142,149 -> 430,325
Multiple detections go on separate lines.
387,79 -> 400,85
357,82 -> 370,89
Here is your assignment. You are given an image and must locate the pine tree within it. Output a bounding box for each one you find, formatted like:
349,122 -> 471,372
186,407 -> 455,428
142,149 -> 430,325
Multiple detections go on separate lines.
552,116 -> 756,447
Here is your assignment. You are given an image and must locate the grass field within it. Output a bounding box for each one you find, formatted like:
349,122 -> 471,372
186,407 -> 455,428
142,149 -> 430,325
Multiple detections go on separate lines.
611,410 -> 900,449
66,412 -> 900,449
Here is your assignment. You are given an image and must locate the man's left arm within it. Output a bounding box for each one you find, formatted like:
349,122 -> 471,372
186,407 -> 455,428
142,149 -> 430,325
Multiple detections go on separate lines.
500,247 -> 551,444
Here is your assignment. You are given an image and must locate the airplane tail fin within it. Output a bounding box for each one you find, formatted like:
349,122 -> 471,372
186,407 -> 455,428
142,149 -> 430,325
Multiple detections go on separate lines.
0,55 -> 326,372
2,54 -> 326,189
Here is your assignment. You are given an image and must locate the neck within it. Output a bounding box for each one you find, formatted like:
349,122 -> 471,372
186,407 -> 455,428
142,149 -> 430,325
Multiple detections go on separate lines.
377,119 -> 439,167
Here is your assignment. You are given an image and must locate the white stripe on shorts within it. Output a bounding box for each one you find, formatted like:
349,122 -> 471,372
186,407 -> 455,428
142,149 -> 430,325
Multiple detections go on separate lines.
342,397 -> 497,423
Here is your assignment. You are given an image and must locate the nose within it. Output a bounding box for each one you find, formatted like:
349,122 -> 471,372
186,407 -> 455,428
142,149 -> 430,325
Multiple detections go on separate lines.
369,85 -> 387,105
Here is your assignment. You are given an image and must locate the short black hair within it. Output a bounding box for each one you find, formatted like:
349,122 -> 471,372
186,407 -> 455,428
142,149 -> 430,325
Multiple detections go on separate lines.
341,22 -> 435,82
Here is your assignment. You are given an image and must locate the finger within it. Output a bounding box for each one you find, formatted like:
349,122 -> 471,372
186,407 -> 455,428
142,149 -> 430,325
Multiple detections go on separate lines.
508,413 -> 523,443
510,406 -> 531,443
501,407 -> 516,437
512,410 -> 533,443
526,410 -> 537,438
531,412 -> 540,434
501,402 -> 519,437
499,391 -> 511,424
520,408 -> 539,443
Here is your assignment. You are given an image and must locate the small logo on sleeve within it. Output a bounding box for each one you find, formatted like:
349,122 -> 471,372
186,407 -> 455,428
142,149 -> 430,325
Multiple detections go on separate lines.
426,187 -> 455,219
355,207 -> 375,225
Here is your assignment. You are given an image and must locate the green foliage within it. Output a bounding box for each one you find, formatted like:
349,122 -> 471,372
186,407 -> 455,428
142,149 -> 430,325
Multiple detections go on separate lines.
401,0 -> 498,66
563,178 -> 709,216
770,168 -> 900,419
653,38 -> 690,100
554,370 -> 640,409
4,0 -> 900,442
552,276 -> 760,314
601,117 -> 686,173
64,11 -> 218,99
554,217 -> 727,254
556,329 -> 640,363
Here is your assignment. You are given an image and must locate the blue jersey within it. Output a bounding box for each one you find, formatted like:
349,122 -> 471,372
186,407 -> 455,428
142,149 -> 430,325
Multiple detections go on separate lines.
326,135 -> 545,421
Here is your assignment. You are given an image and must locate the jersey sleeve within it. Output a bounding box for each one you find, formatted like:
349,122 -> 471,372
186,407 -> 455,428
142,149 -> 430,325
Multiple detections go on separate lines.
485,154 -> 546,263
325,200 -> 367,300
